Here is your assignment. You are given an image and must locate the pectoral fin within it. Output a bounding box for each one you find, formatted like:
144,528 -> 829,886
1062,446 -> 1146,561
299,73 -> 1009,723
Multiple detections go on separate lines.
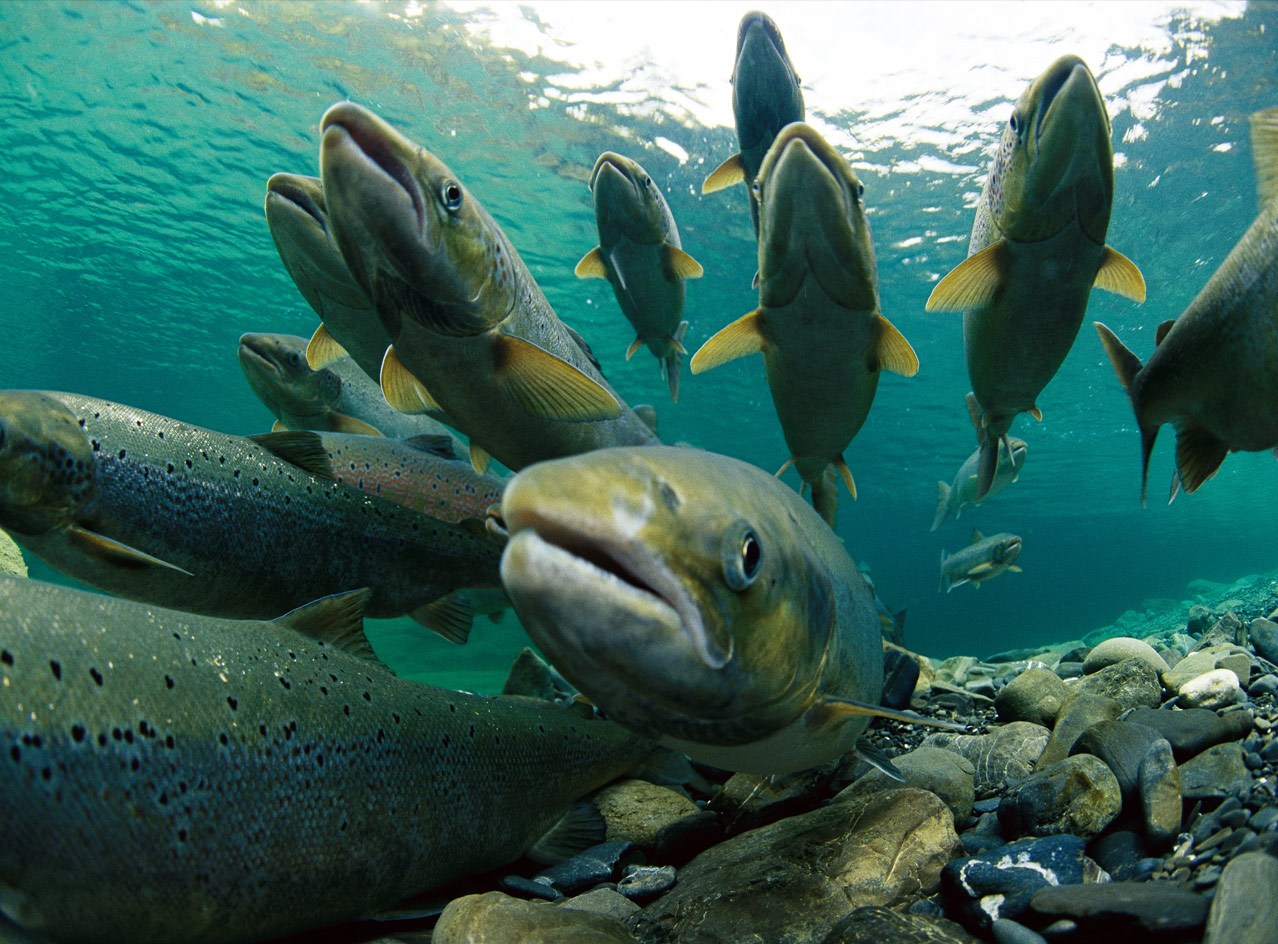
493,335 -> 621,421
381,347 -> 445,416
834,457 -> 857,500
1094,246 -> 1147,302
925,241 -> 1007,311
306,323 -> 349,370
574,246 -> 609,280
250,431 -> 335,478
67,527 -> 193,576
968,561 -> 995,576
409,592 -> 475,645
625,336 -> 644,361
1250,107 -> 1278,208
873,314 -> 919,377
527,800 -> 606,866
1027,406 -> 1043,422
276,588 -> 383,666
702,152 -> 746,194
469,440 -> 492,476
328,413 -> 384,436
664,244 -> 704,280
690,309 -> 766,374
812,695 -> 969,732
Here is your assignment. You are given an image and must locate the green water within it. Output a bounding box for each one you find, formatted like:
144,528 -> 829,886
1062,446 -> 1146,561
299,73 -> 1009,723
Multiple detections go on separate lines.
1,0 -> 1276,684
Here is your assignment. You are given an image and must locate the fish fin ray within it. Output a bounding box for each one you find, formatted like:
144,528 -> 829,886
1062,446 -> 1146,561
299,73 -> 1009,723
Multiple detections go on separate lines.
249,430 -> 335,478
380,347 -> 444,416
702,152 -> 746,194
493,335 -> 621,421
574,246 -> 609,280
402,434 -> 463,460
874,314 -> 920,377
1094,246 -> 1147,302
664,244 -> 704,280
67,527 -> 194,577
925,241 -> 1007,311
469,441 -> 492,475
526,799 -> 606,865
690,309 -> 765,374
1250,106 -> 1278,208
775,456 -> 795,478
276,588 -> 383,666
270,419 -> 287,432
409,592 -> 474,645
856,743 -> 905,782
1174,423 -> 1229,496
328,413 -> 384,436
306,323 -> 349,370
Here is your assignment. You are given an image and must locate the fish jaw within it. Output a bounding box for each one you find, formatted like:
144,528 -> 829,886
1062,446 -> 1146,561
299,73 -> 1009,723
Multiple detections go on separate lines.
590,152 -> 666,247
0,391 -> 95,537
236,333 -> 340,420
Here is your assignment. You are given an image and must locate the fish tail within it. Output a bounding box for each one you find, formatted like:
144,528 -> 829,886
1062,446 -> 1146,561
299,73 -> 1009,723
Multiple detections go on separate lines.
976,436 -> 999,499
1094,322 -> 1158,505
809,465 -> 840,528
663,325 -> 687,403
930,481 -> 950,531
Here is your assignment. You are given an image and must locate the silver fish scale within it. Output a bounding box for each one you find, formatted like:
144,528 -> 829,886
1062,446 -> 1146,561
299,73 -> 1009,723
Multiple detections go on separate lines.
0,576 -> 646,944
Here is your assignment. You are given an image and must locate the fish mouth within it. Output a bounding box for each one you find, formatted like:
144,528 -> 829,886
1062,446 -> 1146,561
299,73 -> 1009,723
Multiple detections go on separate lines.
321,102 -> 426,239
589,152 -> 635,193
735,11 -> 787,68
237,333 -> 285,379
265,173 -> 328,235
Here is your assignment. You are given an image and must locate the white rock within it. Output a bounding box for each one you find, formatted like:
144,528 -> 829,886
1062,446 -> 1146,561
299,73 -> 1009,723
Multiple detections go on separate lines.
1178,669 -> 1241,710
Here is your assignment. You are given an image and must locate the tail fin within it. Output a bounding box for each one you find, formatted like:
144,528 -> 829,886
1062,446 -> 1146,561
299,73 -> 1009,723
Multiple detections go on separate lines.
664,321 -> 689,403
976,435 -> 999,499
1094,322 -> 1159,505
931,480 -> 951,531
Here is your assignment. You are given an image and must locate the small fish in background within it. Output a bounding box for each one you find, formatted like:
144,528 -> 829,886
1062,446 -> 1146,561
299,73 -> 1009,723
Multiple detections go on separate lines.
931,436 -> 1028,531
926,54 -> 1145,498
264,172 -> 392,383
1095,107 -> 1278,503
576,151 -> 703,402
319,102 -> 657,475
939,529 -> 1023,592
692,122 -> 919,527
703,10 -> 805,235
238,331 -> 461,442
859,565 -> 907,647
0,575 -> 648,944
496,445 -> 961,777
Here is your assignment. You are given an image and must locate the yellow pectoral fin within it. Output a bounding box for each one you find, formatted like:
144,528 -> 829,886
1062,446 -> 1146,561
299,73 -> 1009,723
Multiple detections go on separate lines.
926,241 -> 1007,311
689,309 -> 766,374
702,153 -> 746,194
574,246 -> 609,280
1250,107 -> 1278,208
1094,246 -> 1147,303
1008,564 -> 1023,573
328,413 -> 384,436
968,562 -> 995,575
469,440 -> 492,476
493,335 -> 621,421
1027,406 -> 1043,422
67,527 -> 194,577
380,347 -> 445,416
625,336 -> 644,361
874,314 -> 920,377
306,323 -> 350,370
664,244 -> 704,280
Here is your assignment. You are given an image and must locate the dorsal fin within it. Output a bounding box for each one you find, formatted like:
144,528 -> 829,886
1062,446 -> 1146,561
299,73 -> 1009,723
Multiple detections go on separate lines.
402,434 -> 463,460
276,588 -> 383,666
250,430 -> 335,478
1155,319 -> 1176,346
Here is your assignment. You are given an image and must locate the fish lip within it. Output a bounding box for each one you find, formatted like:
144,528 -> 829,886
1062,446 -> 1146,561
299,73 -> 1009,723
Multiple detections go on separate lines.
237,334 -> 283,378
265,173 -> 328,235
735,11 -> 787,67
589,151 -> 632,192
321,103 -> 426,238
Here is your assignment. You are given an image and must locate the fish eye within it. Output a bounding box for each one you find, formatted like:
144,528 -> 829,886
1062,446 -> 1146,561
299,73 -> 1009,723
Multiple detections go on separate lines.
642,175 -> 653,188
1009,112 -> 1020,134
750,180 -> 762,197
856,183 -> 865,200
722,521 -> 762,591
441,181 -> 464,212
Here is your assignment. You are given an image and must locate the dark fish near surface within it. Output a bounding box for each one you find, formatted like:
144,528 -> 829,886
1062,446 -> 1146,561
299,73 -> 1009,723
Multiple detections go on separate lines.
926,55 -> 1145,497
575,151 -> 703,403
939,530 -> 1023,592
692,122 -> 918,526
497,446 -> 958,775
0,390 -> 501,642
702,10 -> 805,235
1095,107 -> 1278,502
319,102 -> 658,474
931,436 -> 1028,531
0,576 -> 647,944
238,332 -> 460,443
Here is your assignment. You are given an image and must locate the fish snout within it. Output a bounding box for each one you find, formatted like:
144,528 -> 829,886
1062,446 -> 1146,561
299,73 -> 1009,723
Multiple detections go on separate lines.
0,393 -> 95,535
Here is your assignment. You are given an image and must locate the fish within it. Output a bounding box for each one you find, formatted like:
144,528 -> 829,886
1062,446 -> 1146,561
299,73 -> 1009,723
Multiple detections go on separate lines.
925,55 -> 1146,498
859,566 -> 907,647
1095,107 -> 1278,502
939,529 -> 1023,592
237,331 -> 460,442
496,445 -> 960,776
0,390 -> 502,643
0,575 -> 648,944
702,10 -> 805,235
318,102 -> 658,474
691,122 -> 919,526
575,151 -> 703,402
931,436 -> 1028,531
264,172 -> 393,383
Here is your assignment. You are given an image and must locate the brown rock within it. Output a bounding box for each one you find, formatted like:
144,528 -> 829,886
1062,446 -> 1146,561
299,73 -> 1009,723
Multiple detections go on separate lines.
435,891 -> 638,943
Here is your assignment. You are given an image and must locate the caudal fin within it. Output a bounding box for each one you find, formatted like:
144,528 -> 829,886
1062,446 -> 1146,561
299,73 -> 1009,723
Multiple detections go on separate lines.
1094,321 -> 1159,505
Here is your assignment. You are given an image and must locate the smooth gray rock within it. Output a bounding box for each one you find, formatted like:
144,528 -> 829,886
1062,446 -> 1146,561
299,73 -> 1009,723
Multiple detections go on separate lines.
1137,738 -> 1182,849
820,906 -> 981,943
436,892 -> 639,943
1069,658 -> 1162,712
593,779 -> 701,851
1180,742 -> 1252,800
846,746 -> 976,825
1070,721 -> 1165,799
923,722 -> 1050,797
1250,618 -> 1278,665
990,919 -> 1048,944
1083,637 -> 1168,675
995,669 -> 1069,728
1204,850 -> 1278,944
998,755 -> 1121,839
1036,695 -> 1122,770
1029,881 -> 1207,936
558,887 -> 641,922
1164,645 -> 1252,689
1125,706 -> 1253,760
616,865 -> 676,904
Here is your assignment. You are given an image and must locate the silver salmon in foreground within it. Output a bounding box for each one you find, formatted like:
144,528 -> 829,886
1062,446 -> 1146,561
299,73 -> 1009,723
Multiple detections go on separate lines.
497,446 -> 958,775
0,576 -> 648,944
939,530 -> 1023,592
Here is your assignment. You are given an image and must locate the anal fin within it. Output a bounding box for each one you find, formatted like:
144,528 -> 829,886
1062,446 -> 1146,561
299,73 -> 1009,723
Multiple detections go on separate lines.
1174,423 -> 1229,496
410,591 -> 475,645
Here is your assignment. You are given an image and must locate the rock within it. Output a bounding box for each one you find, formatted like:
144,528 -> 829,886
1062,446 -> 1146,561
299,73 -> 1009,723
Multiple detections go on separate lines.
1083,637 -> 1168,675
1069,658 -> 1162,712
820,906 -> 981,943
616,864 -> 676,904
534,842 -> 642,895
499,875 -> 562,901
1087,830 -> 1149,881
935,656 -> 980,689
711,766 -> 837,834
592,779 -> 700,850
1029,882 -> 1207,937
923,722 -> 1050,797
1070,720 -> 1166,799
1193,612 -> 1246,649
1186,602 -> 1214,634
882,646 -> 922,710
1164,645 -> 1252,689
1125,706 -> 1253,760
998,755 -> 1121,839
995,669 -> 1068,728
1137,738 -> 1182,849
652,809 -> 722,865
1203,850 -> 1278,944
629,788 -> 960,944
846,746 -> 976,825
989,919 -> 1048,944
1179,742 -> 1252,800
435,891 -> 638,943
1036,695 -> 1121,770
0,530 -> 25,578
1179,668 -> 1242,710
557,886 -> 641,922
941,834 -> 1100,929
1250,618 -> 1278,665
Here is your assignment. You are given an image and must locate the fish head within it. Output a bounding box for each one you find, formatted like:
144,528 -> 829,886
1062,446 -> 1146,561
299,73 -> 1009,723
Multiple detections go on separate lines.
1007,437 -> 1029,472
0,391 -> 95,536
320,102 -> 513,340
264,173 -> 373,315
987,55 -> 1114,244
237,332 -> 342,420
992,534 -> 1023,566
498,446 -> 842,751
588,152 -> 668,245
755,122 -> 877,309
731,12 -> 804,155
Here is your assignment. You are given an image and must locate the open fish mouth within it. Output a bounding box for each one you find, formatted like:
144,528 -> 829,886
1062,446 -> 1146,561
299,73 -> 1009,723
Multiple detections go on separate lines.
321,103 -> 425,238
265,174 -> 328,234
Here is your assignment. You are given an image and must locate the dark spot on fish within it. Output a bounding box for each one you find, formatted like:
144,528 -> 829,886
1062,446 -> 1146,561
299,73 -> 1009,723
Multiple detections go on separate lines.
279,676 -> 291,690
343,705 -> 350,716
71,725 -> 86,743
392,713 -> 400,724
166,464 -> 175,474
97,734 -> 107,747
91,439 -> 100,452
362,691 -> 371,702
227,696 -> 238,711
165,735 -> 175,749
320,686 -> 328,695
233,469 -> 240,478
159,792 -> 168,805
111,728 -> 122,741
78,419 -> 85,428
40,767 -> 51,781
8,746 -> 18,762
157,431 -> 164,439
49,660 -> 61,681
124,729 -> 134,744
118,449 -> 126,460
89,667 -> 104,686
449,703 -> 456,713
130,758 -> 140,772
1,650 -> 12,666
178,829 -> 188,842
165,675 -> 174,690
259,724 -> 267,737
316,753 -> 324,766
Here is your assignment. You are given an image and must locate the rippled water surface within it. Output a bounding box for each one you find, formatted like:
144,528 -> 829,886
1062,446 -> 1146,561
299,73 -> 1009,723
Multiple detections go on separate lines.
2,0 -> 1276,679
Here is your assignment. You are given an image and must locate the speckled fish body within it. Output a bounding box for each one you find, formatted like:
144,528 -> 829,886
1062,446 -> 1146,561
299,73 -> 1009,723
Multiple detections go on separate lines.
939,531 -> 1023,592
692,123 -> 918,526
319,102 -> 658,473
1095,107 -> 1278,501
264,172 -> 391,382
577,152 -> 701,402
498,445 -> 891,775
927,55 -> 1144,497
237,332 -> 462,444
0,575 -> 646,944
930,437 -> 1027,531
0,390 -> 501,623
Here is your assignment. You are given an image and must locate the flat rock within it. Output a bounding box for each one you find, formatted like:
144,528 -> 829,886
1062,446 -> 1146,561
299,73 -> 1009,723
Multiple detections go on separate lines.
1179,742 -> 1252,800
847,745 -> 976,824
923,722 -> 1050,797
998,755 -> 1121,839
534,842 -> 641,895
1137,738 -> 1182,849
1069,658 -> 1162,713
1083,637 -> 1168,675
629,788 -> 960,944
1203,850 -> 1278,943
1029,881 -> 1207,936
941,834 -> 1099,928
435,891 -> 639,943
995,669 -> 1068,728
616,864 -> 676,904
1125,706 -> 1253,760
1036,695 -> 1121,770
1179,668 -> 1241,710
819,906 -> 981,943
593,779 -> 701,850
557,886 -> 641,922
